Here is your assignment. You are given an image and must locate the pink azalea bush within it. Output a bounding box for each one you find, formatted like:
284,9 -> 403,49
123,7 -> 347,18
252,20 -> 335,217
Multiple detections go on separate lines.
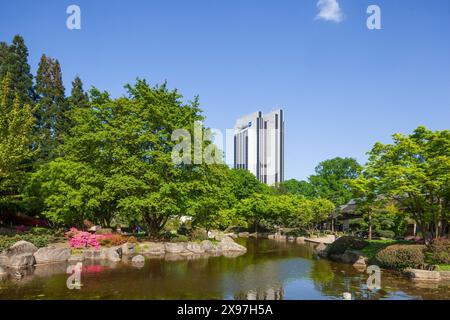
65,227 -> 102,249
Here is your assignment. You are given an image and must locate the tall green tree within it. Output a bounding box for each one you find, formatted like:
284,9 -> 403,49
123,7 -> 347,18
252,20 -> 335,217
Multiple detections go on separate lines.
0,73 -> 35,210
364,126 -> 450,239
35,55 -> 68,161
309,157 -> 362,206
0,35 -> 33,103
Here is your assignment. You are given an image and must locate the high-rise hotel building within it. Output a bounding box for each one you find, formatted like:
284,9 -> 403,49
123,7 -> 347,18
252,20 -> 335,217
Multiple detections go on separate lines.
234,109 -> 284,185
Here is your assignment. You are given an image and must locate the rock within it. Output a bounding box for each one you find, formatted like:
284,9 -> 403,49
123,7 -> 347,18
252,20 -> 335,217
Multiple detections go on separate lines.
0,266 -> 6,276
238,232 -> 250,238
186,242 -> 205,254
139,242 -> 165,255
439,271 -> 450,281
68,254 -> 84,263
106,247 -> 121,262
201,240 -> 221,254
33,246 -> 71,265
0,253 -> 9,266
83,249 -> 106,260
8,253 -> 35,269
165,242 -> 189,254
404,268 -> 441,281
218,237 -> 247,252
341,250 -> 365,264
131,255 -> 145,264
121,243 -> 134,255
268,234 -> 275,240
7,241 -> 38,256
288,236 -> 295,242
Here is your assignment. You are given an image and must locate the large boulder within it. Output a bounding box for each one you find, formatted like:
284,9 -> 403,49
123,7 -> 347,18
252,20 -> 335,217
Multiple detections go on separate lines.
186,242 -> 205,254
165,242 -> 190,254
33,246 -> 71,265
404,268 -> 441,281
218,237 -> 247,253
121,243 -> 134,255
8,253 -> 35,269
131,255 -> 145,264
0,253 -> 9,266
201,240 -> 221,254
139,242 -> 165,255
7,241 -> 38,256
106,247 -> 121,262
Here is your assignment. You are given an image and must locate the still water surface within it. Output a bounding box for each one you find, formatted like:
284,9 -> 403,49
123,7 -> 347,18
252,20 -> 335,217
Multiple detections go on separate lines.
1,238 -> 449,300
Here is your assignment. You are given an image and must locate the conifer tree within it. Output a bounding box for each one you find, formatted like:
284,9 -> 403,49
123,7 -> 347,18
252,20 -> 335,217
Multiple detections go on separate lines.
35,54 -> 68,161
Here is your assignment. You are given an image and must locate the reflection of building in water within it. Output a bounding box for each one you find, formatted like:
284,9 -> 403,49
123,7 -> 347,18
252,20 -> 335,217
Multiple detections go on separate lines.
234,284 -> 284,300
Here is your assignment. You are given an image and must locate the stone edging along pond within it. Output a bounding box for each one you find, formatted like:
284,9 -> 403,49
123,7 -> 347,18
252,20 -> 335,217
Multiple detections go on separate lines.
309,238 -> 450,283
0,235 -> 247,272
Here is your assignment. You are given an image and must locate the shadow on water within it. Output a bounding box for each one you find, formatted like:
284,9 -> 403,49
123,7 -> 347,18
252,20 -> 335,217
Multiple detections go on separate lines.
0,238 -> 449,300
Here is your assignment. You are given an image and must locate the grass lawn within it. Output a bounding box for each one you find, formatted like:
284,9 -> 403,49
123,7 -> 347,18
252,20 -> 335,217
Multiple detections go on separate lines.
361,239 -> 409,261
437,264 -> 450,271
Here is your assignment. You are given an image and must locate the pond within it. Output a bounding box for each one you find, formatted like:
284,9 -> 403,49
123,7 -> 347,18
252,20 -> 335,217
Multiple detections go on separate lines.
0,238 -> 449,300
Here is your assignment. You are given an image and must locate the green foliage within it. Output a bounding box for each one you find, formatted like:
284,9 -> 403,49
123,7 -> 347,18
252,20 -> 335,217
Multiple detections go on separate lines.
0,73 -> 36,210
0,233 -> 53,251
327,236 -> 368,255
375,230 -> 396,239
375,244 -> 426,270
364,126 -> 450,238
0,35 -> 33,103
35,54 -> 68,162
427,238 -> 450,264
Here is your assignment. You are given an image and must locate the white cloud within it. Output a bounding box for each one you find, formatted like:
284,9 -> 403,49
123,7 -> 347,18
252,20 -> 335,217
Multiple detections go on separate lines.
315,0 -> 344,23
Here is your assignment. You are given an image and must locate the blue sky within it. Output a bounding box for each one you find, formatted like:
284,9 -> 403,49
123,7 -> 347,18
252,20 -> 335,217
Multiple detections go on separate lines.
1,0 -> 449,180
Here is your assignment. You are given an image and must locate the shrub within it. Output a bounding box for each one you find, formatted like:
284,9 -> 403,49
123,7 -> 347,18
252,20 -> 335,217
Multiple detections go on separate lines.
375,244 -> 426,270
65,228 -> 101,249
171,235 -> 189,242
0,234 -> 52,252
428,238 -> 450,264
327,236 -> 368,255
376,230 -> 396,239
98,234 -> 128,247
127,236 -> 138,243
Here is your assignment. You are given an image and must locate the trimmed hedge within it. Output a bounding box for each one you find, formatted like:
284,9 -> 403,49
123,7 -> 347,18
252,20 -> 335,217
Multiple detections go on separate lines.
327,236 -> 368,255
428,238 -> 450,264
375,244 -> 426,270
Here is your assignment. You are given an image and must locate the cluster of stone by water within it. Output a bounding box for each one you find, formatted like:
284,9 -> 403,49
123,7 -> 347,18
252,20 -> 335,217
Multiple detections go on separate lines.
0,235 -> 247,272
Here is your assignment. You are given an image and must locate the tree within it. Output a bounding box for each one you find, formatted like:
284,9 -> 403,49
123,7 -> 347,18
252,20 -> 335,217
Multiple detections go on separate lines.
229,168 -> 270,200
0,35 -> 33,103
364,126 -> 450,239
69,76 -> 89,109
35,55 -> 68,161
31,79 -> 217,236
309,157 -> 362,206
276,179 -> 315,198
0,73 -> 35,210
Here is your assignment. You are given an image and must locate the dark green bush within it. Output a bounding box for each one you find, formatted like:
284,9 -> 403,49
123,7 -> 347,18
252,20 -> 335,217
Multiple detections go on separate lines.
327,236 -> 368,255
376,230 -> 396,239
375,244 -> 426,270
0,234 -> 53,252
428,238 -> 450,264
